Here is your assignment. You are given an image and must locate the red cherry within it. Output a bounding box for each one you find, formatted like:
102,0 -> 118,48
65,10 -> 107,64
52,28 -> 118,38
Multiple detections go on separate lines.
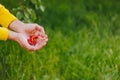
28,35 -> 38,46
28,39 -> 33,45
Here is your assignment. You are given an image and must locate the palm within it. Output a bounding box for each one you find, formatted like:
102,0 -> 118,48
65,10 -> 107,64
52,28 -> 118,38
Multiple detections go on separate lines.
17,33 -> 47,51
17,33 -> 34,51
9,20 -> 48,51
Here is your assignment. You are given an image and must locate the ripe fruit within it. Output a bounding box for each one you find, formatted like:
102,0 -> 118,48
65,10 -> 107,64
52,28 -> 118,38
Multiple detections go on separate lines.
27,35 -> 38,46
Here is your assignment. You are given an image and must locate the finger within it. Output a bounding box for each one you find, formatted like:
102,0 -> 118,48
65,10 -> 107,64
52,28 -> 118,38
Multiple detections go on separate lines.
39,36 -> 48,42
37,35 -> 48,43
34,40 -> 47,50
35,24 -> 45,33
31,29 -> 36,34
33,30 -> 39,37
45,38 -> 48,42
38,32 -> 48,39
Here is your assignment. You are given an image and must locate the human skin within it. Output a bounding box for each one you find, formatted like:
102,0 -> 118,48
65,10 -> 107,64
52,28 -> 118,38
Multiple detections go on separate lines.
8,19 -> 48,51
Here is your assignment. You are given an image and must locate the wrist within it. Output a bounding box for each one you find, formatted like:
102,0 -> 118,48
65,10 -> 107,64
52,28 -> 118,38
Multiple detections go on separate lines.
9,19 -> 25,32
8,30 -> 18,41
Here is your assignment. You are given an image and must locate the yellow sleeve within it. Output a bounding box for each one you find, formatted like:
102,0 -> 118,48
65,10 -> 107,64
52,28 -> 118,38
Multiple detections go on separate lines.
0,4 -> 16,28
0,27 -> 8,40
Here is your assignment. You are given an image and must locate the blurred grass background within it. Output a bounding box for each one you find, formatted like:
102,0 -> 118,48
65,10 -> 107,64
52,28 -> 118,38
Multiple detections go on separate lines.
0,0 -> 120,80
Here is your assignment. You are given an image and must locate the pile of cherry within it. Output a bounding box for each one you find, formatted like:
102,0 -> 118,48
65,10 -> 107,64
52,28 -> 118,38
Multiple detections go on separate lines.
27,34 -> 38,45
27,31 -> 47,46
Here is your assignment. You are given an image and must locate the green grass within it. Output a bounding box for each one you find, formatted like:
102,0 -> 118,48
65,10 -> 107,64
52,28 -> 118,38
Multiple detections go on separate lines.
0,25 -> 120,80
0,0 -> 120,80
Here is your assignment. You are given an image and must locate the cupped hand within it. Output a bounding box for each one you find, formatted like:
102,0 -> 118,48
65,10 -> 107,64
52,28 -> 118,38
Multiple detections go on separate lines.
16,32 -> 48,51
8,31 -> 48,51
33,32 -> 48,50
8,20 -> 48,51
9,20 -> 45,36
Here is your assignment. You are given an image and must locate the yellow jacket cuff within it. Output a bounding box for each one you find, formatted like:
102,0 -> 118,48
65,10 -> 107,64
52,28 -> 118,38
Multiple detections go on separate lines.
0,4 -> 16,28
0,27 -> 8,40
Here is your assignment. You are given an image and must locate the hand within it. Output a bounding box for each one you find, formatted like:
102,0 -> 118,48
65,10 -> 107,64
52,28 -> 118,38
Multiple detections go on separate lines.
9,19 -> 45,36
32,32 -> 48,50
8,30 -> 34,51
16,33 -> 48,51
8,30 -> 48,51
8,20 -> 48,51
